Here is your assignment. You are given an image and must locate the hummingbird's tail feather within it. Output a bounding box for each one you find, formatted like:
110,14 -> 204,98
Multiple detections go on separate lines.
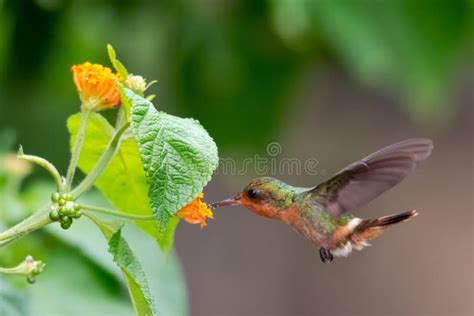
369,209 -> 418,228
348,210 -> 418,251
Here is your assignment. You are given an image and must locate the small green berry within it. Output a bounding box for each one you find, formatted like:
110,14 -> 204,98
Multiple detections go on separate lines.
63,193 -> 72,201
49,209 -> 60,221
72,210 -> 82,219
58,206 -> 65,216
60,221 -> 72,230
74,204 -> 81,212
27,276 -> 36,284
64,205 -> 74,216
58,198 -> 66,206
51,192 -> 60,202
60,216 -> 72,230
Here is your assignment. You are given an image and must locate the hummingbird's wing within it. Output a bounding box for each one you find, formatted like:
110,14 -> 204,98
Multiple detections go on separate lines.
310,139 -> 433,218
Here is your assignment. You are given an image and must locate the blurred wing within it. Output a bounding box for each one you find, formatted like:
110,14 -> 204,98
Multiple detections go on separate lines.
311,139 -> 433,218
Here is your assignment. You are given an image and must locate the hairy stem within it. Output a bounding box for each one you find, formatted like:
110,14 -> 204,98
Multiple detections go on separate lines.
65,108 -> 93,191
17,148 -> 63,191
0,266 -> 22,274
0,206 -> 52,247
71,122 -> 130,199
81,204 -> 154,221
115,105 -> 126,128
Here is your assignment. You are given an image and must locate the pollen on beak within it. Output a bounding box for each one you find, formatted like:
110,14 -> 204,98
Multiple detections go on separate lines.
210,196 -> 241,208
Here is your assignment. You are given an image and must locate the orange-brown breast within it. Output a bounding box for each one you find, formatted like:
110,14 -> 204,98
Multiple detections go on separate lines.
241,200 -> 280,219
278,205 -> 301,225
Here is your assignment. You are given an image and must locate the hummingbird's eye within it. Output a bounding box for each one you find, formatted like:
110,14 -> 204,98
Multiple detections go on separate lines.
247,189 -> 258,199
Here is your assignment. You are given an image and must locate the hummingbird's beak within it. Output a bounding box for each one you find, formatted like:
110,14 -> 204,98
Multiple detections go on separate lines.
210,196 -> 241,208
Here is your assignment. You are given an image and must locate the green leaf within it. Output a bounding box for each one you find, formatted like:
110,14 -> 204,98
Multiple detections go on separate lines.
117,83 -> 132,122
87,214 -> 156,316
67,112 -> 161,245
107,44 -> 129,79
129,89 -> 218,234
109,231 -> 155,316
157,216 -> 180,254
122,224 -> 189,316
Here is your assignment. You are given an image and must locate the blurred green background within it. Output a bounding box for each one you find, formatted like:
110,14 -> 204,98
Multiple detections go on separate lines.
0,0 -> 473,315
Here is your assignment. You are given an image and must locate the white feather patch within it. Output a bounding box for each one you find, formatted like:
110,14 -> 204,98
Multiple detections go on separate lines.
353,240 -> 371,250
332,242 -> 353,257
332,218 -> 371,256
347,218 -> 362,232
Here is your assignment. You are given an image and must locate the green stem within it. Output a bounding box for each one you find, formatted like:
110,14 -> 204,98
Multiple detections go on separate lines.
0,266 -> 22,274
71,122 -> 130,199
0,206 -> 52,247
115,106 -> 126,128
17,148 -> 63,191
65,108 -> 93,191
80,204 -> 154,221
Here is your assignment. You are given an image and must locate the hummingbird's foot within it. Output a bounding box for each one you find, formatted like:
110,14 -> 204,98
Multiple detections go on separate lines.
319,248 -> 333,264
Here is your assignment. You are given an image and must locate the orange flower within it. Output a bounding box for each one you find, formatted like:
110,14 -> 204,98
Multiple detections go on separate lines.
177,193 -> 214,228
71,62 -> 121,110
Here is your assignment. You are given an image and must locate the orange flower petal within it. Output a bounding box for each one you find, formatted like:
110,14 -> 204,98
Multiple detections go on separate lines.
177,193 -> 214,228
71,62 -> 121,110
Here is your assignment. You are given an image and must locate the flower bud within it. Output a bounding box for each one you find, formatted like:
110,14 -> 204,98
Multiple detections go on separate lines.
49,209 -> 60,221
63,201 -> 76,216
60,216 -> 72,230
51,192 -> 60,202
125,75 -> 147,95
27,276 -> 36,284
72,210 -> 82,219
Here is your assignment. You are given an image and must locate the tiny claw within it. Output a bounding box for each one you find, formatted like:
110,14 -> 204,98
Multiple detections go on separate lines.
17,145 -> 24,156
319,248 -> 333,264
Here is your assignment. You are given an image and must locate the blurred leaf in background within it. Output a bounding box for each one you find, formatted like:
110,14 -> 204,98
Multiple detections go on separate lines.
1,0 -> 470,163
0,280 -> 27,316
270,0 -> 472,120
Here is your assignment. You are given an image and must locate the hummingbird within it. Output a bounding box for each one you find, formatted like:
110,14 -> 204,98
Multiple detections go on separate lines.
211,139 -> 433,263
